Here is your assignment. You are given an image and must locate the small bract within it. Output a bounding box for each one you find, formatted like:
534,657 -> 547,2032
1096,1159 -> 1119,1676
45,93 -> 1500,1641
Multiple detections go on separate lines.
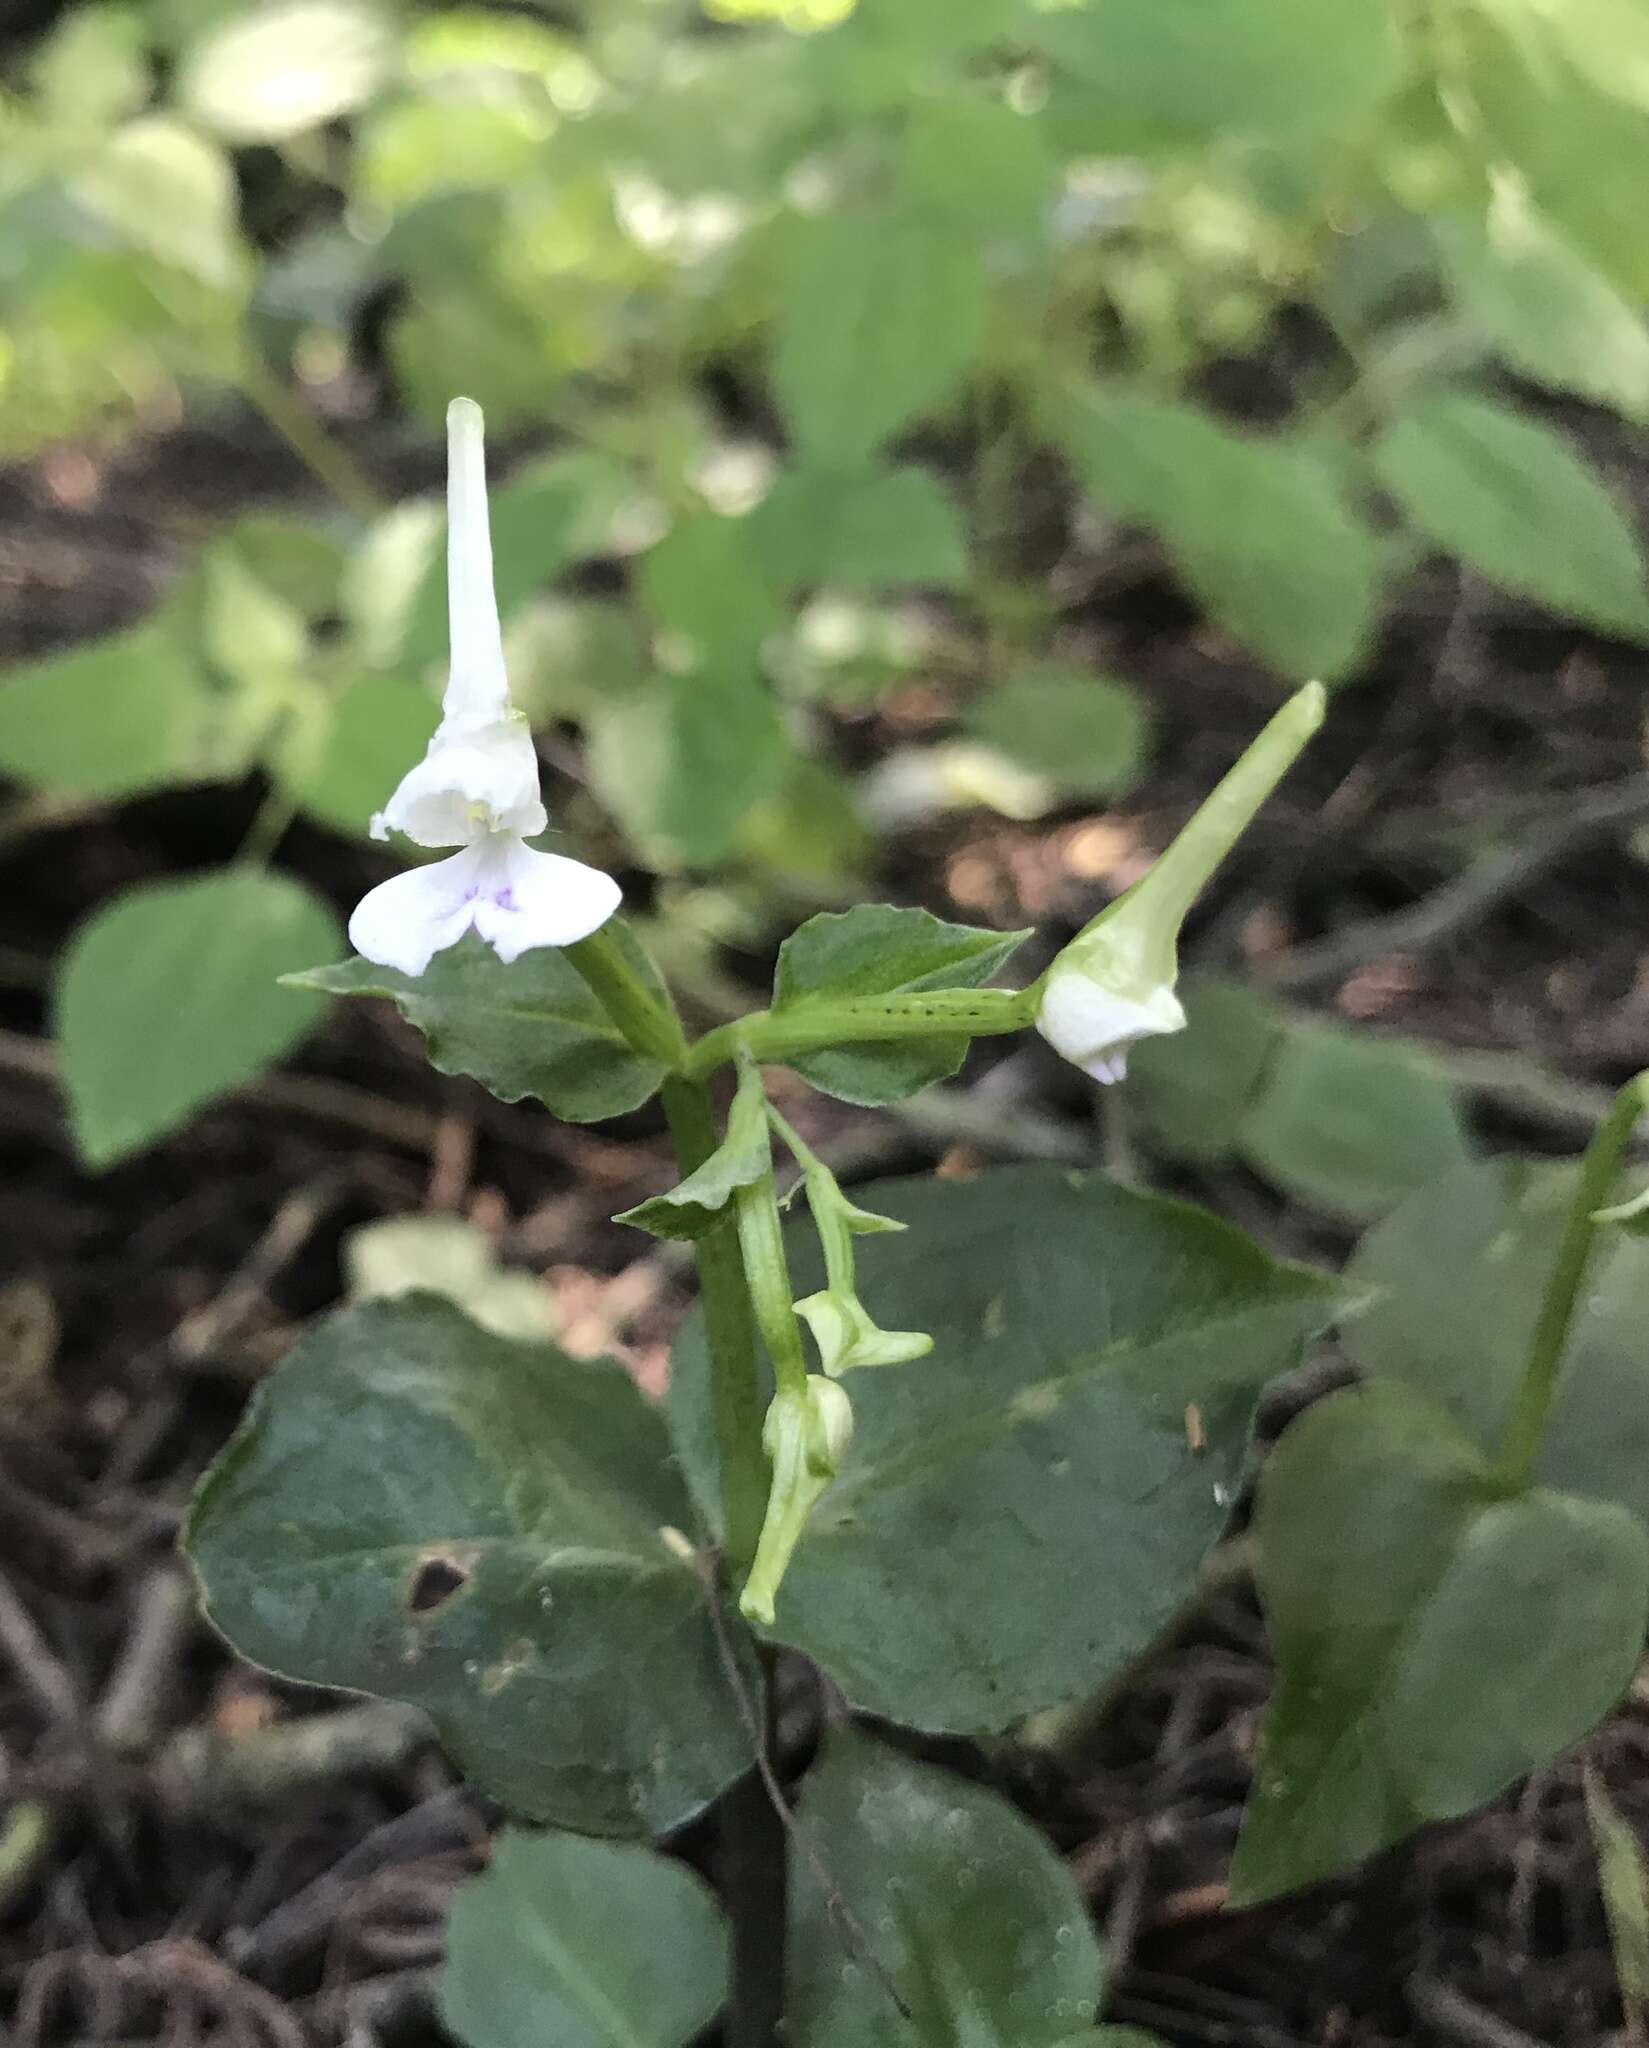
349,398 -> 620,977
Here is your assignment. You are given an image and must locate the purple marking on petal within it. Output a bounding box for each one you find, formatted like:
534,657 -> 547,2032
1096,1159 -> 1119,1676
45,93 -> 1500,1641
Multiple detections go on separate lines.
491,886 -> 517,912
462,885 -> 480,903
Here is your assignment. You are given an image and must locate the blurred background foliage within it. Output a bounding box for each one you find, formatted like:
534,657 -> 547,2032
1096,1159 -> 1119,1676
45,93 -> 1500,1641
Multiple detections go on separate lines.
4,0 -> 1649,1162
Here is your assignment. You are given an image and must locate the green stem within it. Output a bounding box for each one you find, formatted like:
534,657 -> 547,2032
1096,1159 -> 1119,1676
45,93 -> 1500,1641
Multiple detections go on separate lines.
1494,1070 -> 1649,1492
238,352 -> 386,524
731,1094 -> 811,1404
687,986 -> 1033,1082
661,1076 -> 769,1570
235,786 -> 299,868
565,925 -> 690,1071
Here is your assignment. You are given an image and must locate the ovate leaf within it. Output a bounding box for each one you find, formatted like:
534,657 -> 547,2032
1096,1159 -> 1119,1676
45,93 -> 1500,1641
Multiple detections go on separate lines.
671,1167 -> 1335,1728
185,1295 -> 753,1835
636,511 -> 787,669
1238,1028 -> 1471,1221
1035,0 -> 1402,141
788,1729 -> 1104,2047
292,928 -> 667,1124
1374,392 -> 1649,638
1443,204 -> 1649,421
1127,976 -> 1282,1167
587,671 -> 788,871
1344,1160 -> 1649,1525
1234,1381 -> 1648,1901
748,468 -> 969,593
773,204 -> 986,464
0,616 -> 216,800
770,905 -> 1030,1106
1055,387 -> 1384,679
440,1828 -> 728,2048
56,870 -> 337,1167
965,669 -> 1149,797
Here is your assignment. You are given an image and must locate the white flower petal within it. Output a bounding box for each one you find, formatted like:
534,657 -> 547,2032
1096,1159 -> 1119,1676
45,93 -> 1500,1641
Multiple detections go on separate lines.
376,717 -> 548,847
348,844 -> 489,976
1037,970 -> 1185,1082
469,835 -> 622,961
443,397 -> 510,727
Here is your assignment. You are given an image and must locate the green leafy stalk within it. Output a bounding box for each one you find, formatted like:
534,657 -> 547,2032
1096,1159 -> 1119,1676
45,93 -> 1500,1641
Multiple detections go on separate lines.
728,1062 -> 810,1405
1494,1069 -> 1649,1492
687,986 -> 1032,1081
659,1076 -> 769,1571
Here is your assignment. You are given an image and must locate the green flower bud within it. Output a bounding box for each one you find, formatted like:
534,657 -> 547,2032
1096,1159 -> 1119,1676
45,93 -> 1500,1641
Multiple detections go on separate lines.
739,1376 -> 853,1627
1037,681 -> 1324,1083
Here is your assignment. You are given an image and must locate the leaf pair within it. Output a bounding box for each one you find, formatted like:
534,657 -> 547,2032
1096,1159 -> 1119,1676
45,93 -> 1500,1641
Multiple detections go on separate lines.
442,1730 -> 1152,2048
185,1165 -> 1334,1830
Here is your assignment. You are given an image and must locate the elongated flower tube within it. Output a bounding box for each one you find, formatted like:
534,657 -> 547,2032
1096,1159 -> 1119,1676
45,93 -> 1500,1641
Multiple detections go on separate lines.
1037,681 -> 1325,1082
740,1375 -> 853,1627
349,398 -> 620,976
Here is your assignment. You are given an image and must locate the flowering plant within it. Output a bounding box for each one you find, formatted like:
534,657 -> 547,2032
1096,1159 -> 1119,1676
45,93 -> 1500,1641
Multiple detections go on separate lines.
182,402 -> 1649,2047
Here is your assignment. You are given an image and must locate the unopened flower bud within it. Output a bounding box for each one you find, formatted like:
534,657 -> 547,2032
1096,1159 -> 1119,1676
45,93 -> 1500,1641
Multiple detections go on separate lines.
1037,681 -> 1324,1083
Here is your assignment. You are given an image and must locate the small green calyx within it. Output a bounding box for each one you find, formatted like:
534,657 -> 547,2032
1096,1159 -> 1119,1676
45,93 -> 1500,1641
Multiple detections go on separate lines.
739,1376 -> 853,1627
1037,680 -> 1324,1085
794,1288 -> 934,1376
769,1107 -> 934,1376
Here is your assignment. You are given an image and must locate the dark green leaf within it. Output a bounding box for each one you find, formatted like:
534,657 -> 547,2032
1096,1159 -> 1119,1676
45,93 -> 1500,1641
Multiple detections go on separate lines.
772,205 -> 986,464
671,1168 -> 1335,1728
965,669 -> 1149,797
1054,388 -> 1384,679
185,1295 -> 752,1835
770,906 -> 1030,1106
1238,1029 -> 1472,1221
1234,1381 -> 1648,1901
1344,1160 -> 1649,1525
291,926 -> 667,1123
1374,392 -> 1649,637
440,1827 -> 729,2048
1128,976 -> 1281,1166
56,870 -> 336,1167
788,1728 -> 1104,2046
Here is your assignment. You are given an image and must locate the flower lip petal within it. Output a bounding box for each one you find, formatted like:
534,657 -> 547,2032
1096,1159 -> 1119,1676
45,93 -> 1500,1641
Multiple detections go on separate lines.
347,843 -> 488,976
469,835 -> 622,962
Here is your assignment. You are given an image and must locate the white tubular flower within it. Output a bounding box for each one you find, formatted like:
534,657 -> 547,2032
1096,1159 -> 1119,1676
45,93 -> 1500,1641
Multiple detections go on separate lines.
1035,681 -> 1325,1085
350,398 -> 619,974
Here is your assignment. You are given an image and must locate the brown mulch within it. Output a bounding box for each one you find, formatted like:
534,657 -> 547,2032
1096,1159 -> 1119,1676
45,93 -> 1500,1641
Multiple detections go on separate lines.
3,405 -> 1649,2045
